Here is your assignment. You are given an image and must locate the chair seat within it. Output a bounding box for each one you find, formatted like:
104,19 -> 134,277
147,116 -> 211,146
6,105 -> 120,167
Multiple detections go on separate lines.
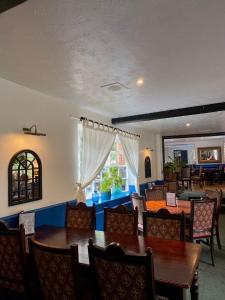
193,230 -> 211,239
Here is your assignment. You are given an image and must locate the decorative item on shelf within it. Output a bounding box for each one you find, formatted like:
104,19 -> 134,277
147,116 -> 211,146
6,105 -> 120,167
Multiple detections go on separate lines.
23,124 -> 46,136
92,190 -> 99,203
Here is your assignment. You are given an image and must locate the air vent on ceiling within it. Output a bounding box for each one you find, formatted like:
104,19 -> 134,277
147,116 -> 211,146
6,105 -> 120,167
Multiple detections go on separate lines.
100,82 -> 128,91
0,0 -> 27,14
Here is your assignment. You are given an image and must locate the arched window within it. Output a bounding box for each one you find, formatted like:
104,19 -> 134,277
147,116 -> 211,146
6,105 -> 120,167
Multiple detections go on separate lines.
8,150 -> 42,206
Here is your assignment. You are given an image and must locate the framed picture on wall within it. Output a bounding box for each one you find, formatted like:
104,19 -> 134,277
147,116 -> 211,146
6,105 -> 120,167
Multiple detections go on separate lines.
197,147 -> 222,163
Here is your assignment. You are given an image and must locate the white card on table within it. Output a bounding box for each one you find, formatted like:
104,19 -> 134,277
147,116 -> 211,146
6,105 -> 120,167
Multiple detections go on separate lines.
166,192 -> 177,207
19,212 -> 35,235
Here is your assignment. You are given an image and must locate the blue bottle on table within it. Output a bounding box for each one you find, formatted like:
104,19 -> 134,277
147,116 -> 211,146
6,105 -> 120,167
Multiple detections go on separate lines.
92,190 -> 99,203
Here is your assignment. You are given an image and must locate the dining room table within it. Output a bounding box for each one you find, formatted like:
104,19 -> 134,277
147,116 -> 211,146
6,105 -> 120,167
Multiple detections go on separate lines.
30,225 -> 201,300
146,199 -> 191,215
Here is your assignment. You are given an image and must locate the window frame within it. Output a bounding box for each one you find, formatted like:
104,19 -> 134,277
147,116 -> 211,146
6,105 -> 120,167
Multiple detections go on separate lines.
8,149 -> 42,206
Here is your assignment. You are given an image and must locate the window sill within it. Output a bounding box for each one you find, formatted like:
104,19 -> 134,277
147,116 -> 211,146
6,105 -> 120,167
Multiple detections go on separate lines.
85,191 -> 131,208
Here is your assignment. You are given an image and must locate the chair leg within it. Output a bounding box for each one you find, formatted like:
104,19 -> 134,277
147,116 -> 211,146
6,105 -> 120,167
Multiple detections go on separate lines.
210,236 -> 215,266
215,224 -> 222,249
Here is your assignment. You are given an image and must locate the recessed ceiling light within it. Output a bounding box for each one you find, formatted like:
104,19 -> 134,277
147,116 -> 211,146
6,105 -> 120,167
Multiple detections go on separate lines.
136,78 -> 144,86
186,123 -> 191,127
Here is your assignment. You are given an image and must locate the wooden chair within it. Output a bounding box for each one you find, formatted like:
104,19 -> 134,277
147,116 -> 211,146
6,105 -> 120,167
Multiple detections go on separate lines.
143,209 -> 185,240
145,189 -> 164,201
88,240 -> 168,300
181,166 -> 191,190
187,199 -> 216,266
0,224 -> 29,299
204,189 -> 222,249
152,185 -> 168,198
191,166 -> 204,188
104,205 -> 138,235
29,239 -> 81,300
131,193 -> 147,232
0,220 -> 9,230
66,202 -> 96,230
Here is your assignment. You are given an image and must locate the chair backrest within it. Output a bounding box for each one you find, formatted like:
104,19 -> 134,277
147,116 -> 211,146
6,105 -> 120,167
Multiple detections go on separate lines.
143,209 -> 185,240
181,166 -> 191,178
0,220 -> 9,230
204,189 -> 222,214
104,205 -> 138,235
167,181 -> 178,193
131,193 -> 146,226
145,188 -> 164,201
29,239 -> 80,300
152,185 -> 168,198
190,198 -> 216,239
88,240 -> 155,300
66,202 -> 96,230
0,225 -> 27,294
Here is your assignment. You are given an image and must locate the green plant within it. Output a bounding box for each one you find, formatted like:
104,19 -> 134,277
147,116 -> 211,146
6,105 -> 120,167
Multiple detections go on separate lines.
100,166 -> 124,192
100,172 -> 112,192
164,156 -> 177,173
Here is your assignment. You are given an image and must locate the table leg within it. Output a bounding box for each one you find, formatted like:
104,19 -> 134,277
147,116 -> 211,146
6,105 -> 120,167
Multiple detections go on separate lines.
190,271 -> 199,300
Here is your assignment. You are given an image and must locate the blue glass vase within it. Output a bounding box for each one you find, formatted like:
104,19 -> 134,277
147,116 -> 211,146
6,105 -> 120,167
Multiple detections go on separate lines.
92,190 -> 99,203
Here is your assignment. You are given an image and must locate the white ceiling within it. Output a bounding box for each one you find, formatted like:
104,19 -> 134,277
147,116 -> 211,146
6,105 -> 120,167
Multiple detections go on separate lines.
1,0 -> 225,134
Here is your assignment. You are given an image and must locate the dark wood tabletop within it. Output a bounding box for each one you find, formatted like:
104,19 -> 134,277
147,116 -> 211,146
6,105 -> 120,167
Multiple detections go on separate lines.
146,200 -> 191,215
33,225 -> 201,290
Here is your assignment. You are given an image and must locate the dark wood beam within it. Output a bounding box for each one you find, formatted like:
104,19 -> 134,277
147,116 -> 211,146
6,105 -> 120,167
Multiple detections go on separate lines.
111,102 -> 225,124
0,0 -> 27,14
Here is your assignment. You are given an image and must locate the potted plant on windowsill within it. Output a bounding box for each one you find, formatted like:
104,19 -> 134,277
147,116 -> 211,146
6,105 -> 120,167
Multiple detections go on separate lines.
100,167 -> 124,200
100,171 -> 112,200
110,166 -> 124,195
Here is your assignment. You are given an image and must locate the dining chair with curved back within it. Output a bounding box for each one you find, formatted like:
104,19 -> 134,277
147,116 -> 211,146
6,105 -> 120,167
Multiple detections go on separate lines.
0,224 -> 29,299
152,185 -> 168,199
66,202 -> 96,230
191,166 -> 204,188
145,189 -> 164,201
204,189 -> 222,249
143,208 -> 185,241
131,193 -> 147,232
181,166 -> 191,190
88,239 -> 168,300
29,239 -> 81,300
104,205 -> 138,235
187,198 -> 216,266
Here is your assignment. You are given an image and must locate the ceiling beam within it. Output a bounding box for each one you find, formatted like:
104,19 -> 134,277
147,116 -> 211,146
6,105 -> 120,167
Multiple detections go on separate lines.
0,0 -> 27,14
111,102 -> 225,124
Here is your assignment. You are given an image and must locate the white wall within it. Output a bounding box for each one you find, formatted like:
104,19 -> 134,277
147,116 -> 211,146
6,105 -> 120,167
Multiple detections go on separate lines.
0,77 -> 161,217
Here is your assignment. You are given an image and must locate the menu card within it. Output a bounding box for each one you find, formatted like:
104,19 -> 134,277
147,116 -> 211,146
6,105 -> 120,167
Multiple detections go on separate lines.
19,211 -> 35,235
166,192 -> 177,207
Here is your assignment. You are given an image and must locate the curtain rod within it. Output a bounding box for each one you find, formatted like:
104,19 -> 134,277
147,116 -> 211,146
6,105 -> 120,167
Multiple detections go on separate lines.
80,117 -> 140,138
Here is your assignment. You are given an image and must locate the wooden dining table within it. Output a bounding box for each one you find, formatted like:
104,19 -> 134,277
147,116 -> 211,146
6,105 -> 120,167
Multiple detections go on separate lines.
146,199 -> 191,215
32,225 -> 201,300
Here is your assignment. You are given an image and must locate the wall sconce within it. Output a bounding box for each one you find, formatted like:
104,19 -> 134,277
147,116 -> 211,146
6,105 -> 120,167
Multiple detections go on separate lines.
23,125 -> 46,136
145,147 -> 154,152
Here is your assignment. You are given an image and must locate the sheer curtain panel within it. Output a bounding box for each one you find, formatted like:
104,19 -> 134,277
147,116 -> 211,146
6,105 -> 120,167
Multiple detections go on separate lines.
118,134 -> 140,190
75,122 -> 116,202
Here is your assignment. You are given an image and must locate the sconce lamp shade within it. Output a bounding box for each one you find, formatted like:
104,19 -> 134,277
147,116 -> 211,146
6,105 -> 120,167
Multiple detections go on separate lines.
23,125 -> 46,136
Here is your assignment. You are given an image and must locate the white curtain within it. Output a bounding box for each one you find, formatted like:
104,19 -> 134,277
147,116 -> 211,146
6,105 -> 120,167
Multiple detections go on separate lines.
75,122 -> 116,202
118,134 -> 140,191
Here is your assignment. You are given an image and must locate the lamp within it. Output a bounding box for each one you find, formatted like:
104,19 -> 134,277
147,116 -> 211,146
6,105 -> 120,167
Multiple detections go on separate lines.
145,147 -> 154,152
23,125 -> 46,136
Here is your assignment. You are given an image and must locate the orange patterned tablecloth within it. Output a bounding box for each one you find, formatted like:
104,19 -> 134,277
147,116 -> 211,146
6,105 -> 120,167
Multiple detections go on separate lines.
146,200 -> 191,215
